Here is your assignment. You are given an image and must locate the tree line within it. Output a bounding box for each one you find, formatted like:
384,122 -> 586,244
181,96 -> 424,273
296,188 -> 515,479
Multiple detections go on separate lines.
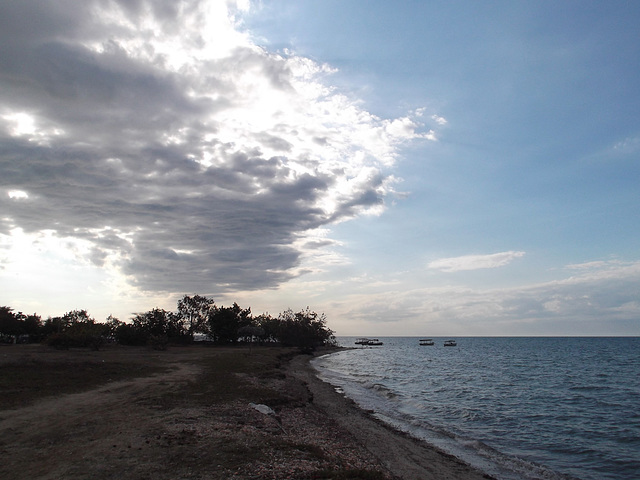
0,295 -> 335,352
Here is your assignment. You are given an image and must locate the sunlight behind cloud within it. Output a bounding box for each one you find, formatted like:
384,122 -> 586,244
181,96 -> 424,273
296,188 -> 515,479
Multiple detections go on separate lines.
3,112 -> 36,136
0,0 -> 439,301
84,1 -> 253,69
0,227 -> 171,320
2,112 -> 65,145
7,190 -> 29,200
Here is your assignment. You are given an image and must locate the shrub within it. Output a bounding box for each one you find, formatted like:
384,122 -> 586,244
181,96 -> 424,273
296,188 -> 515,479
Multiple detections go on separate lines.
114,323 -> 148,346
44,332 -> 73,350
149,334 -> 169,350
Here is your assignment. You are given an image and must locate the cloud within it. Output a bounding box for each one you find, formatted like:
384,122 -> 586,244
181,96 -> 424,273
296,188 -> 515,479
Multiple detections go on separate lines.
431,114 -> 448,126
329,259 -> 640,335
0,0 -> 437,296
7,190 -> 29,200
428,251 -> 525,272
612,135 -> 640,155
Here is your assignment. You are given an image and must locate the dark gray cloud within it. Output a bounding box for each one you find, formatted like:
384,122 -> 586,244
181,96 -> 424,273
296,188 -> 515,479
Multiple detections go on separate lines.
0,0 -> 425,295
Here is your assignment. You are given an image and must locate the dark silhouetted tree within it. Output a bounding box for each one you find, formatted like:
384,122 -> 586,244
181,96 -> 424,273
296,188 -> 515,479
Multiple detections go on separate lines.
208,303 -> 251,343
276,307 -> 335,352
176,294 -> 214,341
0,307 -> 42,343
43,310 -> 109,350
0,306 -> 19,335
255,313 -> 279,343
238,325 -> 265,353
113,322 -> 147,346
105,315 -> 148,346
63,309 -> 93,325
21,313 -> 42,339
104,315 -> 122,336
132,308 -> 184,347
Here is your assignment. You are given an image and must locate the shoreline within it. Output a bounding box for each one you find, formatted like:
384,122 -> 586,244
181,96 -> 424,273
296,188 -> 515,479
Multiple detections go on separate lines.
289,350 -> 493,480
1,344 -> 493,479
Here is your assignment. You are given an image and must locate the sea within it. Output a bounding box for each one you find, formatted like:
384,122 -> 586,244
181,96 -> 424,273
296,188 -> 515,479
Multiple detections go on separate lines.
311,337 -> 639,480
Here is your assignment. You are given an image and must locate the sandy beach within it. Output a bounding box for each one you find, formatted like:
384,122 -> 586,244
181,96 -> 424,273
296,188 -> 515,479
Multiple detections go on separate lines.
0,345 -> 491,479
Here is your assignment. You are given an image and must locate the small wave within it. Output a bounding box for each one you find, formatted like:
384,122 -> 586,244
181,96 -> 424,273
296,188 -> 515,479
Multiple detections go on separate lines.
323,337 -> 639,480
379,413 -> 574,480
366,382 -> 399,399
568,385 -> 608,391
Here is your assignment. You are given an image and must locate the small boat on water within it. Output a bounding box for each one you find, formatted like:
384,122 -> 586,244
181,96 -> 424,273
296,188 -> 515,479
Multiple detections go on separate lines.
444,339 -> 457,347
355,338 -> 384,346
419,338 -> 435,346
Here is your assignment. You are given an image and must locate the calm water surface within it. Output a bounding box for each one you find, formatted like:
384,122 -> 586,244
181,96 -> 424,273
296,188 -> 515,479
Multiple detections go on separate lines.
312,337 -> 640,480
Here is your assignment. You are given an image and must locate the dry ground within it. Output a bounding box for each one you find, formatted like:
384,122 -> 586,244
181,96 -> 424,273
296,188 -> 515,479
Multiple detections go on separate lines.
0,344 -> 491,480
0,344 -> 390,480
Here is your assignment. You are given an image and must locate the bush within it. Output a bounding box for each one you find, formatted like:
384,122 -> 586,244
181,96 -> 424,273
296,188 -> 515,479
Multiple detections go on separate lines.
148,334 -> 169,350
114,323 -> 148,346
44,331 -> 107,350
44,333 -> 74,350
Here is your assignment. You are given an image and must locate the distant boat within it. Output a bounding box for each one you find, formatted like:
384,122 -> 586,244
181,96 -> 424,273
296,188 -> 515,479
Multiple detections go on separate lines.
355,338 -> 384,346
419,338 -> 435,346
444,339 -> 457,347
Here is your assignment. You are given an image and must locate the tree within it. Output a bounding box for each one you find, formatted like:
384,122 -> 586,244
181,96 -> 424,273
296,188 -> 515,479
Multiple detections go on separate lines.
132,308 -> 184,341
276,307 -> 335,352
113,322 -> 147,346
0,306 -> 20,343
104,315 -> 123,337
0,306 -> 19,335
21,313 -> 42,338
176,294 -> 214,341
63,309 -> 93,325
255,314 -> 279,343
207,303 -> 252,343
42,309 -> 92,336
0,307 -> 42,343
238,325 -> 265,353
43,310 -> 110,350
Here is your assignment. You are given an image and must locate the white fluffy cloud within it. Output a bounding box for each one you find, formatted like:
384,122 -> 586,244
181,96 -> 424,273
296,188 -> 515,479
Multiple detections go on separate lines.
0,0 -> 434,296
428,251 -> 526,272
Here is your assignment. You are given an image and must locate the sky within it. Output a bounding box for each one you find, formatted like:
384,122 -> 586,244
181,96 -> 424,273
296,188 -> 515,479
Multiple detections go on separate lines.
1,0 -> 639,336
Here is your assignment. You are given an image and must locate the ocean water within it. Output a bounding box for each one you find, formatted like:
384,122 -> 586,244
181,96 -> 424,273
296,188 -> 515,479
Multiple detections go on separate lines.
312,337 -> 640,480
